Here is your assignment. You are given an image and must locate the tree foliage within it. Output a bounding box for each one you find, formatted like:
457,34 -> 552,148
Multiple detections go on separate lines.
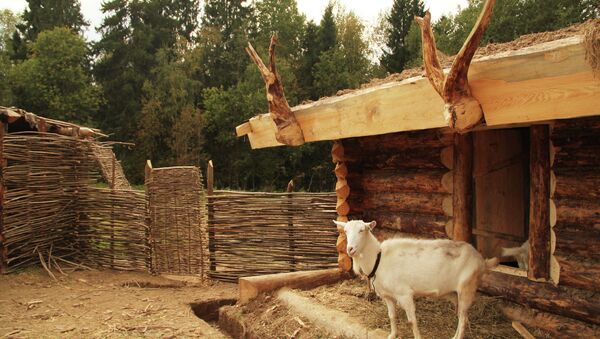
2,0 -> 594,191
11,0 -> 87,60
10,27 -> 100,124
380,0 -> 424,73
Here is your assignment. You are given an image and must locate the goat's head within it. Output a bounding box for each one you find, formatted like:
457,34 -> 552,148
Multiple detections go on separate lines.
333,220 -> 376,257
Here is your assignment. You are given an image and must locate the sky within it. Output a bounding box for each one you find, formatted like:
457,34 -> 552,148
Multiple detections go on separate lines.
2,0 -> 469,42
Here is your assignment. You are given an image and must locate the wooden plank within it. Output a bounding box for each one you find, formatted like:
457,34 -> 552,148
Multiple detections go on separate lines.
529,125 -> 550,281
239,37 -> 599,149
235,122 -> 251,137
453,133 -> 473,242
238,268 -> 349,304
473,129 -> 528,258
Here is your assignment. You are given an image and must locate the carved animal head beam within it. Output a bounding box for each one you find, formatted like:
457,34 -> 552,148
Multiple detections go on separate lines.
245,34 -> 305,146
415,0 -> 496,132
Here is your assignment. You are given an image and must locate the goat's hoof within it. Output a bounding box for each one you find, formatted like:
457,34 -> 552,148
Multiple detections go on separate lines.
366,291 -> 377,302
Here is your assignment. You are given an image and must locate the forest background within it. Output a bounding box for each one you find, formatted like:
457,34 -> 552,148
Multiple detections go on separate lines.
0,0 -> 597,190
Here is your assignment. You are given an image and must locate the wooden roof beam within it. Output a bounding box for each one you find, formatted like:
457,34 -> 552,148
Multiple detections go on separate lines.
245,34 -> 305,146
415,0 -> 496,132
236,36 -> 599,149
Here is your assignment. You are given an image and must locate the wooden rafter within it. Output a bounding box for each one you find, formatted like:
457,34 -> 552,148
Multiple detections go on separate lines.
415,0 -> 497,132
236,36 -> 598,149
246,34 -> 305,146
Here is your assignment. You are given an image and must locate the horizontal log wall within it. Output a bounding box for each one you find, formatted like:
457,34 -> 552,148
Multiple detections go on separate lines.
208,191 -> 338,282
342,129 -> 453,239
552,117 -> 600,293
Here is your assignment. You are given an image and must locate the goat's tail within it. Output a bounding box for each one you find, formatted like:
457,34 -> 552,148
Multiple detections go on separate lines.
485,257 -> 499,270
501,246 -> 526,258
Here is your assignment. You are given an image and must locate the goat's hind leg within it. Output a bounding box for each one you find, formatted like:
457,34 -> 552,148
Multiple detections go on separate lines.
453,281 -> 477,339
383,296 -> 398,339
398,295 -> 421,339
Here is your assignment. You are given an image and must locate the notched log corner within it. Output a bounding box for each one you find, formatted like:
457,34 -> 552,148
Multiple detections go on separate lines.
245,34 -> 305,146
415,0 -> 496,132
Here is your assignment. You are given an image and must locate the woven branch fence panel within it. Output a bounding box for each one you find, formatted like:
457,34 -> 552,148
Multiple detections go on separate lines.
147,166 -> 207,277
91,144 -> 132,190
78,187 -> 149,271
2,133 -> 99,271
208,191 -> 338,282
0,132 -> 148,272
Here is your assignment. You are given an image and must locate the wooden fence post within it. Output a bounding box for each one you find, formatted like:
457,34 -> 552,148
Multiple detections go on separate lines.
0,122 -> 6,273
144,160 -> 153,272
529,125 -> 550,281
453,132 -> 474,243
286,180 -> 296,271
207,160 -> 216,273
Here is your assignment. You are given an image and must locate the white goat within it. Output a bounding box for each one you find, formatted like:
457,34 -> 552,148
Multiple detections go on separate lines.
501,240 -> 529,270
334,220 -> 498,339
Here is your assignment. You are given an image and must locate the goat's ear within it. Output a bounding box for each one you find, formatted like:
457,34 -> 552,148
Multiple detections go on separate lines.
333,220 -> 346,231
367,221 -> 377,230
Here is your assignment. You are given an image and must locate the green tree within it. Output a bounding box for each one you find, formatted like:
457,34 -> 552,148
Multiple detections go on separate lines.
380,0 -> 424,73
313,10 -> 373,97
11,0 -> 87,60
0,9 -> 19,104
199,0 -> 253,89
136,43 -> 204,176
318,3 -> 337,54
297,21 -> 319,100
10,27 -> 100,123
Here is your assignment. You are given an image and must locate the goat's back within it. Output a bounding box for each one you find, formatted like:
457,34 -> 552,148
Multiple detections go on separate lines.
377,238 -> 486,296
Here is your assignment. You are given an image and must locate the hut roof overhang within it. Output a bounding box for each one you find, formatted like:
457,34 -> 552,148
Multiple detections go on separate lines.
236,35 -> 599,149
0,106 -> 105,138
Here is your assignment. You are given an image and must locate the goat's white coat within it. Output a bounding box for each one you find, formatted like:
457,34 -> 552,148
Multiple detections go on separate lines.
336,220 -> 497,339
501,240 -> 529,270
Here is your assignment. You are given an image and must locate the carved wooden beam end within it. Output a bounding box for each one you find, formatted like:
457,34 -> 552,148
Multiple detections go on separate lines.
416,0 -> 496,132
245,34 -> 305,146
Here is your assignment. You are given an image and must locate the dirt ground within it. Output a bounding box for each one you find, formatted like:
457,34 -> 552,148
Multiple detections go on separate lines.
0,268 -> 237,338
236,278 -> 554,339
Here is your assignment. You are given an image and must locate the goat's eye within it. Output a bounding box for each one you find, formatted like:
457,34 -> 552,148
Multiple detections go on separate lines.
358,229 -> 364,233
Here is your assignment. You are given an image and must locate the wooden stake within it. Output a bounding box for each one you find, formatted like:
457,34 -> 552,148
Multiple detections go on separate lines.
246,34 -> 305,146
207,160 -> 216,272
415,0 -> 496,131
286,180 -> 296,271
529,125 -> 550,281
511,321 -> 535,339
452,133 -> 473,242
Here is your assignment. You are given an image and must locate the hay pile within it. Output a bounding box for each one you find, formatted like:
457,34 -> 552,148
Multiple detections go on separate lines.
234,278 -> 555,338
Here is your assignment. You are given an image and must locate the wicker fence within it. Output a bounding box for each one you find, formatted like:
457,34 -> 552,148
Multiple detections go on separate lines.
146,166 -> 208,277
0,132 -> 338,278
207,190 -> 338,282
0,132 -> 149,273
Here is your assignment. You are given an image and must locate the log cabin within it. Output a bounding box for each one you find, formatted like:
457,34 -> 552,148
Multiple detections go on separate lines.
236,1 -> 600,331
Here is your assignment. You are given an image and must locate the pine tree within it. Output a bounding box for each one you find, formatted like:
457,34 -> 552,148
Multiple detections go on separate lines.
11,0 -> 87,60
199,0 -> 253,89
380,0 -> 424,73
317,3 -> 336,54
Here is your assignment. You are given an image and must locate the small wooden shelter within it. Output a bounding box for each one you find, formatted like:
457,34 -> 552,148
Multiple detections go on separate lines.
237,2 -> 600,331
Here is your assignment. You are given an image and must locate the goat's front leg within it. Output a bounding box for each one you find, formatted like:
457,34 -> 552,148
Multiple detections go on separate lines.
383,296 -> 398,339
398,295 -> 421,339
